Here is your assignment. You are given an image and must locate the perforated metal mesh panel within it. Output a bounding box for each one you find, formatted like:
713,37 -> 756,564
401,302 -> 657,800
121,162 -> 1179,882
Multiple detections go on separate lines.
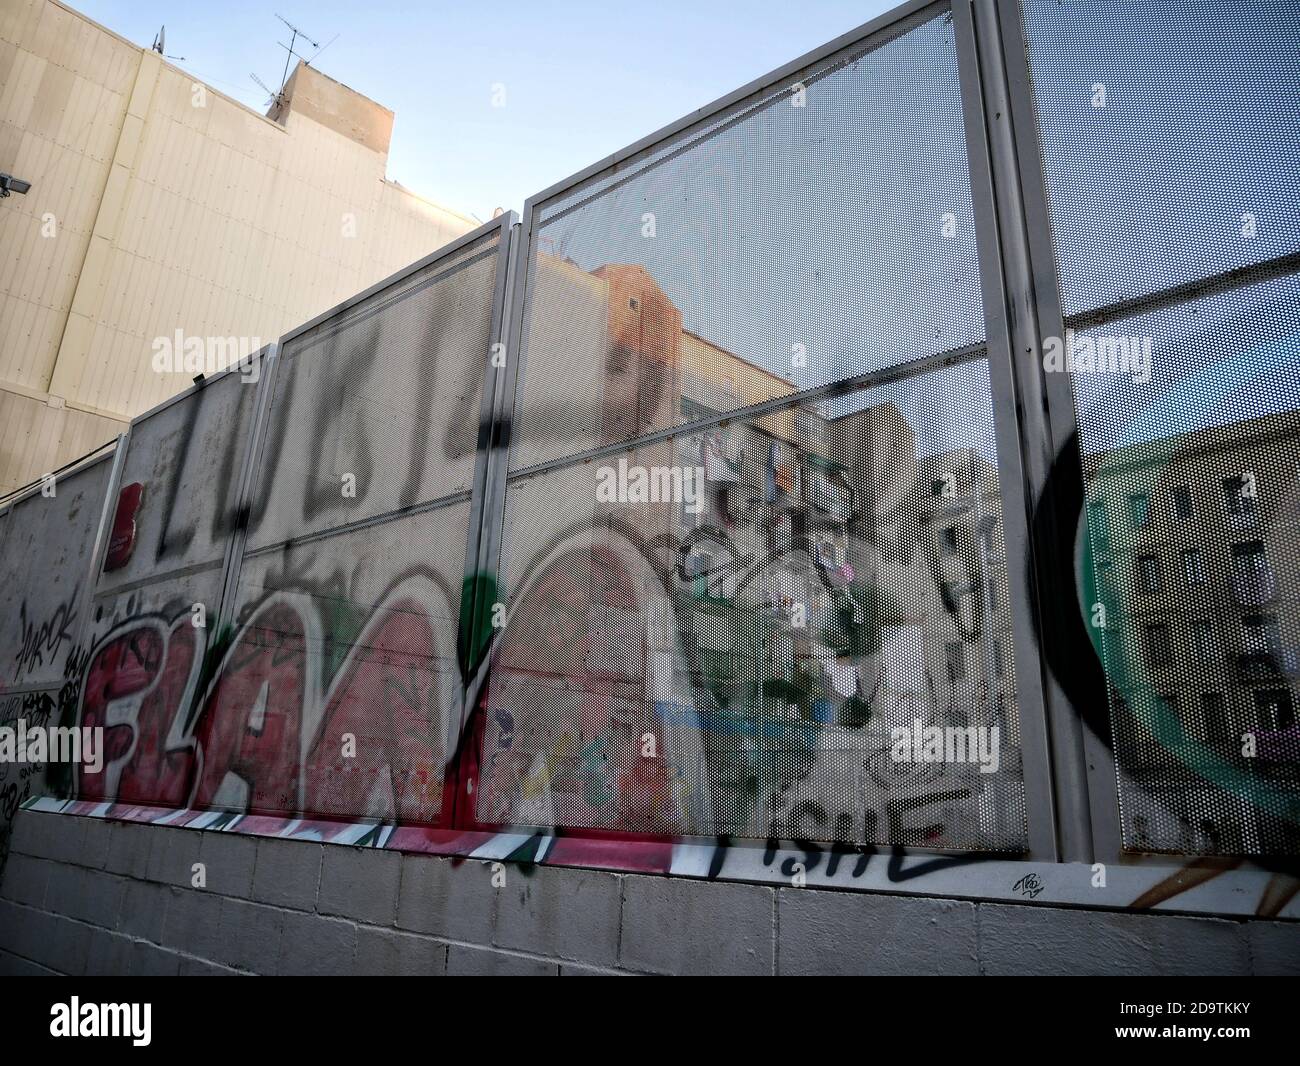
0,456 -> 112,690
1024,0 -> 1300,855
221,501 -> 471,822
482,5 -> 1029,848
1076,274 -> 1300,855
248,232 -> 501,552
75,567 -> 226,809
509,5 -> 984,472
1022,0 -> 1300,318
75,373 -> 259,807
482,356 -> 1028,849
200,230 -> 504,824
0,457 -> 112,834
96,369 -> 258,593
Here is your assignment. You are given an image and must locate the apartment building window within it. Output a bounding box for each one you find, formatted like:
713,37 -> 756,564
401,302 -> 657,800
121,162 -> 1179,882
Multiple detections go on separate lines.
1233,540 -> 1270,578
1128,491 -> 1151,529
1144,622 -> 1174,667
1241,614 -> 1284,683
1173,484 -> 1194,520
1254,688 -> 1295,730
1200,692 -> 1230,743
1231,540 -> 1273,604
931,470 -> 961,501
1191,619 -> 1216,662
940,526 -> 958,556
945,641 -> 966,683
1223,473 -> 1258,516
1137,553 -> 1163,595
1180,547 -> 1205,587
1243,613 -> 1281,654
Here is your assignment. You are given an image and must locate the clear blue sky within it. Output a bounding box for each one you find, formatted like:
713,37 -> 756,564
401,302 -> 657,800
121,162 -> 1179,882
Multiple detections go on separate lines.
76,0 -> 895,222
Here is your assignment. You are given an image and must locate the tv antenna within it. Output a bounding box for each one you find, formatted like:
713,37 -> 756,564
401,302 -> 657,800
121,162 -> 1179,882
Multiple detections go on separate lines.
274,13 -> 321,95
150,26 -> 186,62
249,72 -> 280,109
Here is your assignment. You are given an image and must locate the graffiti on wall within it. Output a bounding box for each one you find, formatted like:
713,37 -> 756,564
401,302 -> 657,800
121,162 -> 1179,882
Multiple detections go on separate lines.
13,590 -> 79,681
4,242 -> 1298,911
5,0 -> 1300,920
74,573 -> 461,832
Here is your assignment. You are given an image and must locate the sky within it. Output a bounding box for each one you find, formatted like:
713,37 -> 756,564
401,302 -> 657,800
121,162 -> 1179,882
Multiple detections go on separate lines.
75,0 -> 896,222
73,0 -> 1300,462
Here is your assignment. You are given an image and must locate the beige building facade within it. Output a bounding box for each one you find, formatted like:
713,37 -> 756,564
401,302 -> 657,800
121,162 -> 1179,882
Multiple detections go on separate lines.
0,0 -> 476,494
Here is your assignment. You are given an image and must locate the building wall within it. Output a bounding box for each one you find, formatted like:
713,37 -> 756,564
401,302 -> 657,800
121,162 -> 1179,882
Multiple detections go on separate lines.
0,0 -> 476,494
1084,411 -> 1300,854
1,809 -> 1297,975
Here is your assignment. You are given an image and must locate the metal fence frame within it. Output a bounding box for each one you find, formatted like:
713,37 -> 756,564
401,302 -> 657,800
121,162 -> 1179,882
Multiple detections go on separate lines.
0,443 -> 124,703
953,0 -> 1061,861
999,0 -> 1300,867
18,0 -> 1296,876
217,212 -> 518,819
988,0 -> 1112,864
481,0 -> 1074,861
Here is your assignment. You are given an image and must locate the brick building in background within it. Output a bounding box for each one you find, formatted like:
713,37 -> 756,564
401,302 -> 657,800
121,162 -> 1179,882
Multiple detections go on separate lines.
0,0 -> 476,495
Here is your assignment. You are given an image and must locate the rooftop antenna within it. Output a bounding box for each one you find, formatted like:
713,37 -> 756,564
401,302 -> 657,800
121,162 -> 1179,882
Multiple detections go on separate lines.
150,26 -> 186,62
250,72 -> 280,109
305,33 -> 340,68
273,13 -> 321,95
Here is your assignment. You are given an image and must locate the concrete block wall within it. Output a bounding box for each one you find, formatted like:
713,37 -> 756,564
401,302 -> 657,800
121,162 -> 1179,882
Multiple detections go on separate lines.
1,810 -> 1298,976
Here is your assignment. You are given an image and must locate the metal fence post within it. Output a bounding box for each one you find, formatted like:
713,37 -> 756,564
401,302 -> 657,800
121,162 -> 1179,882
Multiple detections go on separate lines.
211,341 -> 282,657
954,0 -> 1103,861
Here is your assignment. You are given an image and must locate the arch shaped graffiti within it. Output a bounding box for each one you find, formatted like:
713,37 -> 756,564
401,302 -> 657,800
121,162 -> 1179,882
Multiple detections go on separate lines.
473,505 -> 1005,850
73,572 -> 461,828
